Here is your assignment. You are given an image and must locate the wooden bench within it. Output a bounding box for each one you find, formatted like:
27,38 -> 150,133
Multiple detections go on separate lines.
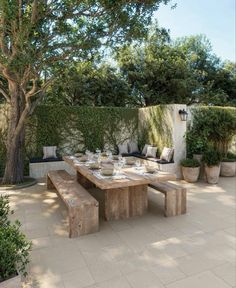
149,181 -> 187,217
47,170 -> 99,238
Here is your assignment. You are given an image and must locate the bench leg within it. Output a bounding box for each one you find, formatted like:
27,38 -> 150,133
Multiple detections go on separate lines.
69,204 -> 99,238
47,175 -> 55,189
165,189 -> 187,217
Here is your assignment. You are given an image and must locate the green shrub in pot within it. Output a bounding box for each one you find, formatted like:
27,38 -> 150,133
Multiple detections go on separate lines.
203,149 -> 222,167
0,195 -> 32,284
180,158 -> 200,183
180,159 -> 200,168
203,149 -> 222,184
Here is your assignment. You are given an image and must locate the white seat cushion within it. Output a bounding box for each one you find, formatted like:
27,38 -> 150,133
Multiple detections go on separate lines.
142,144 -> 152,155
160,147 -> 174,162
43,146 -> 57,159
128,141 -> 139,153
118,143 -> 128,154
146,146 -> 157,158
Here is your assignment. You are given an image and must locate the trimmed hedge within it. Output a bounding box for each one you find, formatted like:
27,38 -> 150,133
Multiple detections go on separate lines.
0,105 -> 139,176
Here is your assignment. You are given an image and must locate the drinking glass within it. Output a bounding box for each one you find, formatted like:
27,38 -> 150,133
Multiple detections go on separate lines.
135,159 -> 141,169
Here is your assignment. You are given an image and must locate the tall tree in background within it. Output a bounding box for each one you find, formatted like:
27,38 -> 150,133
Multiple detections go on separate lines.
0,0 -> 170,184
117,28 -> 197,106
46,62 -> 133,107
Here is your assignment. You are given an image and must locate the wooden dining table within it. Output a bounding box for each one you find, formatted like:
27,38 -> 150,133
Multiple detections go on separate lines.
64,156 -> 176,221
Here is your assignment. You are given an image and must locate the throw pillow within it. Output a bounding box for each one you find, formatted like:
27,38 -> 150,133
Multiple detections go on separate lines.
160,147 -> 174,162
142,144 -> 151,155
128,141 -> 139,153
118,143 -> 128,155
146,146 -> 157,158
43,146 -> 57,159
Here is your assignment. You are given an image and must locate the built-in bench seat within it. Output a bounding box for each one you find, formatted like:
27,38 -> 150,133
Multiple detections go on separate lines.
121,152 -> 174,164
47,170 -> 99,238
149,181 -> 187,217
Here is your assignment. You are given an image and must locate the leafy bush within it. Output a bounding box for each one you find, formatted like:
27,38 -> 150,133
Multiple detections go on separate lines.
225,152 -> 236,161
203,149 -> 222,166
181,158 -> 200,167
0,195 -> 13,226
190,107 -> 236,156
185,131 -> 207,156
0,195 -> 31,282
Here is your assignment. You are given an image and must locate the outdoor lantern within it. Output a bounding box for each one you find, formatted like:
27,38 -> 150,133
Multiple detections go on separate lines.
179,109 -> 188,121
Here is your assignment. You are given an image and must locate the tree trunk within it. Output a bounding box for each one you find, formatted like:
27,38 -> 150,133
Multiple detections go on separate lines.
2,82 -> 26,184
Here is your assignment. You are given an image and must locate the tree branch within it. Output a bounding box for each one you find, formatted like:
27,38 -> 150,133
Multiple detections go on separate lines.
0,87 -> 10,102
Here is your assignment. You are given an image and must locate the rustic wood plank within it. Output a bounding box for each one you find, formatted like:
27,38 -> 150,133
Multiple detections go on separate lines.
149,181 -> 187,217
104,187 -> 129,221
63,156 -> 177,190
129,185 -> 148,217
47,170 -> 99,237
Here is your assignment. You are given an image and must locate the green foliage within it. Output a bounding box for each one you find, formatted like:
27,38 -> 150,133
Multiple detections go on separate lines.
222,152 -> 236,162
26,105 -> 139,158
116,32 -> 236,107
138,105 -> 173,152
185,131 -> 208,156
226,152 -> 236,160
45,62 -> 133,107
180,158 -> 200,167
0,195 -> 13,226
190,107 -> 236,156
0,195 -> 31,282
202,148 -> 222,167
117,31 -> 195,106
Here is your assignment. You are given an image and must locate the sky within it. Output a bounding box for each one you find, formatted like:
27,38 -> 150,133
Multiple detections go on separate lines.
154,0 -> 235,62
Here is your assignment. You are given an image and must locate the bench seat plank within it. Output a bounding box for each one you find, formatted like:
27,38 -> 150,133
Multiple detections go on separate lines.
47,170 -> 99,237
149,181 -> 187,217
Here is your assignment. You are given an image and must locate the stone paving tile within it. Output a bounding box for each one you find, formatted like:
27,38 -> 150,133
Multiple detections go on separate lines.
166,271 -> 232,288
1,177 -> 235,288
211,262 -> 236,287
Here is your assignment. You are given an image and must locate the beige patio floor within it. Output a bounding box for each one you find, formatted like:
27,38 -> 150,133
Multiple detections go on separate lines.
2,176 -> 236,288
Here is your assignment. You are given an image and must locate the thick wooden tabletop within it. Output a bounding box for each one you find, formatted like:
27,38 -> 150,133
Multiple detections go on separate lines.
63,156 -> 177,190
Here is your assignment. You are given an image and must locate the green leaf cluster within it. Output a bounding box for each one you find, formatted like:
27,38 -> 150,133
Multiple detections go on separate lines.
189,106 -> 236,156
25,105 -> 139,158
202,148 -> 222,167
180,158 -> 200,168
0,195 -> 32,282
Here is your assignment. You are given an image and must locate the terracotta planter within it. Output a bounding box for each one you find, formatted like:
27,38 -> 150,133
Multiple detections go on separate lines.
182,166 -> 200,183
0,274 -> 21,288
220,161 -> 236,177
205,164 -> 221,184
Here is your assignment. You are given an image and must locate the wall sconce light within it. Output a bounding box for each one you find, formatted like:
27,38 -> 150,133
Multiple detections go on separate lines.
179,109 -> 188,121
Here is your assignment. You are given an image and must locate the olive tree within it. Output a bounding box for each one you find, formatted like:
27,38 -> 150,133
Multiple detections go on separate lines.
0,0 -> 170,184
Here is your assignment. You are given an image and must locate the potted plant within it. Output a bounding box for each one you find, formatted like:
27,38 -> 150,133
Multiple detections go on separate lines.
185,132 -> 207,179
220,152 -> 236,177
0,195 -> 31,288
181,158 -> 200,183
203,149 -> 222,184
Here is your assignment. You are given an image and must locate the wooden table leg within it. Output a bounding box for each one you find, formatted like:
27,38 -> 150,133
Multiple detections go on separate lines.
104,187 -> 129,221
104,184 -> 148,221
77,171 -> 95,189
129,184 -> 148,217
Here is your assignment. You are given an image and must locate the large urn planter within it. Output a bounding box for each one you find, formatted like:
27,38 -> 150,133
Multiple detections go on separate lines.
0,274 -> 21,288
205,165 -> 221,184
220,161 -> 236,177
180,158 -> 200,183
203,149 -> 222,184
182,166 -> 200,183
